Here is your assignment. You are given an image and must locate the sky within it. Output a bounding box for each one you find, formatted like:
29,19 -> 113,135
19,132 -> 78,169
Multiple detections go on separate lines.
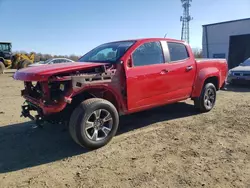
0,0 -> 249,55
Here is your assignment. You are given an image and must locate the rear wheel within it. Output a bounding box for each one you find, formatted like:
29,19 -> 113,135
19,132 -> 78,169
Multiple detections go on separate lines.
69,98 -> 119,149
194,83 -> 217,112
0,61 -> 5,74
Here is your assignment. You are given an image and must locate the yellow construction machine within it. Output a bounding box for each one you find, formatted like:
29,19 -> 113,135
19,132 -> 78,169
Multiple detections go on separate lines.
11,52 -> 35,69
0,42 -> 35,74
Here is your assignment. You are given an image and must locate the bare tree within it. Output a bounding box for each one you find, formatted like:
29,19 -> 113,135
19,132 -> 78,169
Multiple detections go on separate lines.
13,51 -> 81,62
192,48 -> 203,58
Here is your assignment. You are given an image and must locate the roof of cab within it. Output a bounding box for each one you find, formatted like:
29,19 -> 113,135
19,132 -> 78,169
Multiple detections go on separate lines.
105,38 -> 185,44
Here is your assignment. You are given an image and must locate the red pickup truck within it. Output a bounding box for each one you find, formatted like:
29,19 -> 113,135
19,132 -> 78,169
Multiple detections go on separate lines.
14,38 -> 228,149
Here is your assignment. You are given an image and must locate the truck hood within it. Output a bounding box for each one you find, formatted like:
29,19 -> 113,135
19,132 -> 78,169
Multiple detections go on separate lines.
14,62 -> 107,81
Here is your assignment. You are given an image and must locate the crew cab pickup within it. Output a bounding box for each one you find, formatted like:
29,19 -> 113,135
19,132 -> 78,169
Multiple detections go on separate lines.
14,38 -> 228,149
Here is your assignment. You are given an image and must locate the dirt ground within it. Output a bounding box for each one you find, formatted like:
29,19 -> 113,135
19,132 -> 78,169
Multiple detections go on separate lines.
0,73 -> 250,188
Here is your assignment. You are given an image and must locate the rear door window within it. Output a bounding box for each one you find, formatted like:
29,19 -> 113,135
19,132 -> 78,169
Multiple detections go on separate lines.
167,42 -> 189,62
132,41 -> 164,67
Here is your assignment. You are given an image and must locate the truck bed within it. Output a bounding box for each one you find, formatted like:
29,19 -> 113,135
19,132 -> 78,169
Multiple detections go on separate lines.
195,58 -> 227,63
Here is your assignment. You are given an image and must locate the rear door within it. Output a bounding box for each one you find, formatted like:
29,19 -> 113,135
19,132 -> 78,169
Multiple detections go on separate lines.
163,42 -> 196,99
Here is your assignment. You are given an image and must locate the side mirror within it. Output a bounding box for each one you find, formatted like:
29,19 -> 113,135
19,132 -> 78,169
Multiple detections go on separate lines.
239,63 -> 243,66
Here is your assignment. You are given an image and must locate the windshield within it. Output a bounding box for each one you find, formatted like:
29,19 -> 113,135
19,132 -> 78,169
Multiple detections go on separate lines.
241,58 -> 250,66
0,43 -> 11,52
79,41 -> 136,63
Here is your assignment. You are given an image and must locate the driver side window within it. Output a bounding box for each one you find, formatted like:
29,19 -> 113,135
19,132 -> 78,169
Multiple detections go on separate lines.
132,41 -> 164,67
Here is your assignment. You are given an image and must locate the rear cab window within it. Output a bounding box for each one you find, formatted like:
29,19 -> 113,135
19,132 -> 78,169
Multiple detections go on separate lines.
167,42 -> 189,62
132,41 -> 164,66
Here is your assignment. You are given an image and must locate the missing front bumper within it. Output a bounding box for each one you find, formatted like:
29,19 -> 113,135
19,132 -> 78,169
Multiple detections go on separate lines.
21,102 -> 44,126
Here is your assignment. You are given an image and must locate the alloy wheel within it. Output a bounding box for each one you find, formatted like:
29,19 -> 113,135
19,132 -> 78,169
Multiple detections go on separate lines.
85,109 -> 113,141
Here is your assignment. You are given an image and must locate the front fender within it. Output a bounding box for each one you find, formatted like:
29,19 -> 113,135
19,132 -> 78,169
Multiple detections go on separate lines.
191,67 -> 220,97
72,85 -> 126,114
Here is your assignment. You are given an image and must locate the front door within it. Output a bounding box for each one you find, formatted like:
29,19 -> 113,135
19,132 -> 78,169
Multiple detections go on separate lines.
126,41 -> 171,111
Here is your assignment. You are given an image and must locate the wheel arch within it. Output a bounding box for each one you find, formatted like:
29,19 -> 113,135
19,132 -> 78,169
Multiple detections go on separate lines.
204,76 -> 219,90
192,67 -> 220,98
70,86 -> 125,114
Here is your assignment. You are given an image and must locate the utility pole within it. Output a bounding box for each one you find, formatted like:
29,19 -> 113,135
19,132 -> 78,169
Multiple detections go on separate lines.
180,0 -> 193,43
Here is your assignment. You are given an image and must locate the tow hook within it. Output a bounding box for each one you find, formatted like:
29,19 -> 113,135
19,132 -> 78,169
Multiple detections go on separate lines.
21,104 -> 44,128
21,105 -> 35,120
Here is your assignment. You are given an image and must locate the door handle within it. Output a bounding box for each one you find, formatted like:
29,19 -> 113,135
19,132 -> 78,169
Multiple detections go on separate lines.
160,69 -> 169,74
186,66 -> 193,71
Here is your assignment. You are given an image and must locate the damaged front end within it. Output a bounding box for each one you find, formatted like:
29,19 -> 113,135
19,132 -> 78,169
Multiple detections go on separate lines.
21,101 -> 44,126
19,63 -> 122,125
20,79 -> 72,126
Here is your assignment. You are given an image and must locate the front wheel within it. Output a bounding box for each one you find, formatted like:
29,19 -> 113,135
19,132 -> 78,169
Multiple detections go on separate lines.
194,83 -> 217,112
69,98 -> 119,149
0,61 -> 5,74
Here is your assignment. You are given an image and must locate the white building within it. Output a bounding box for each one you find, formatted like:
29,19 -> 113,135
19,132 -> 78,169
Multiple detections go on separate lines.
202,18 -> 250,69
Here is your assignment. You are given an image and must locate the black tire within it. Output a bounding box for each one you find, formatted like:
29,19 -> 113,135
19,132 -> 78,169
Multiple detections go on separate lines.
194,83 -> 217,112
69,98 -> 119,149
0,61 -> 5,74
20,60 -> 32,69
17,60 -> 24,70
23,60 -> 32,68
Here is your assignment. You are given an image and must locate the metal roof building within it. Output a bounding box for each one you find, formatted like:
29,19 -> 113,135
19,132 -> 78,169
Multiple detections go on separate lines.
202,18 -> 250,69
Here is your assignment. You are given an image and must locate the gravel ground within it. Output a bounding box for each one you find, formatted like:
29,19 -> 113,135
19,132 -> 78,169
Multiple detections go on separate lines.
0,73 -> 250,188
